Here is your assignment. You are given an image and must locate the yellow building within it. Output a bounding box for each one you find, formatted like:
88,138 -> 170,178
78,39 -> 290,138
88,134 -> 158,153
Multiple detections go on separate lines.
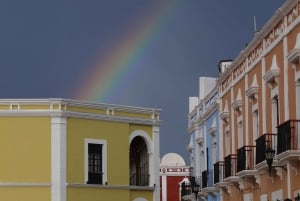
215,0 -> 300,201
0,99 -> 161,201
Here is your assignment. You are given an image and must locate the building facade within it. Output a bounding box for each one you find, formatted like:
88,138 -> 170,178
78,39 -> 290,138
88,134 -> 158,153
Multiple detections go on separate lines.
0,99 -> 161,201
160,153 -> 190,201
217,0 -> 300,200
186,77 -> 220,201
187,1 -> 300,201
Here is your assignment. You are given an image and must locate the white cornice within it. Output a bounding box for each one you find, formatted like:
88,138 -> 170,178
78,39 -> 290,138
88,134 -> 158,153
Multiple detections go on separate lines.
0,98 -> 162,114
0,110 -> 161,126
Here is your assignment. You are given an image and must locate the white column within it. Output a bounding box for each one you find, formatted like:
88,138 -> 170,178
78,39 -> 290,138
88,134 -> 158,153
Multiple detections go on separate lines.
262,57 -> 267,133
152,126 -> 160,201
161,175 -> 167,201
231,88 -> 235,152
283,35 -> 289,120
51,116 -> 67,201
245,74 -> 249,145
194,127 -> 201,176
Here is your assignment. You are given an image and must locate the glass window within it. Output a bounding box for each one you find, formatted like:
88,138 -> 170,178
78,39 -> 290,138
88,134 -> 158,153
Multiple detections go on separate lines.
87,143 -> 103,184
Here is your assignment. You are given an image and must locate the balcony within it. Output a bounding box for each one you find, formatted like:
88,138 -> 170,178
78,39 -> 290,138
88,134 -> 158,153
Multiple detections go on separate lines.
213,161 -> 229,192
255,133 -> 277,172
224,154 -> 241,183
277,120 -> 300,161
214,161 -> 223,184
236,146 -> 257,178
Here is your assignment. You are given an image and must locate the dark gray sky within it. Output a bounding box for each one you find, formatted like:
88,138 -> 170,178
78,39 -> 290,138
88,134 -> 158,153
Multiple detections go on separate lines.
0,0 -> 285,162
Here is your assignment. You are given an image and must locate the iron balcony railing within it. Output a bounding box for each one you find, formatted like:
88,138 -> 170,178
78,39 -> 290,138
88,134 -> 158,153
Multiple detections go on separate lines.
237,145 -> 255,172
130,173 -> 149,186
277,120 -> 300,154
224,154 -> 237,178
255,133 -> 277,165
213,161 -> 224,184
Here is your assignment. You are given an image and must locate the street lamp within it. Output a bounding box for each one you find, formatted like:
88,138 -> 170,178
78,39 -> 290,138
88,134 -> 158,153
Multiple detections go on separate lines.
265,146 -> 287,176
265,146 -> 276,175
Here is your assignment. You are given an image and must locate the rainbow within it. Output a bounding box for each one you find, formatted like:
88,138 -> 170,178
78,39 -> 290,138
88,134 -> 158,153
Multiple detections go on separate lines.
73,1 -> 182,103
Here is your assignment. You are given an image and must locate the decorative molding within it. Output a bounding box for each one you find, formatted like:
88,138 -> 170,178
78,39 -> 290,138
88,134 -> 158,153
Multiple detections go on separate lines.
220,101 -> 229,122
0,183 -> 51,187
290,161 -> 299,175
263,55 -> 280,87
0,99 -> 162,126
218,0 -> 300,95
287,33 -> 300,64
232,89 -> 243,112
209,117 -> 217,135
246,75 -> 259,100
254,174 -> 261,187
275,167 -> 283,180
238,181 -> 244,191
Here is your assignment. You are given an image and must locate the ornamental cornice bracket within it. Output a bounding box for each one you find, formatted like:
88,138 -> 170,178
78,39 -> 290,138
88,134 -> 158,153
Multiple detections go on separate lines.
245,86 -> 259,100
290,161 -> 298,175
225,185 -> 231,194
263,54 -> 280,87
287,33 -> 300,64
237,181 -> 244,191
232,100 -> 243,112
275,167 -> 283,180
254,174 -> 261,187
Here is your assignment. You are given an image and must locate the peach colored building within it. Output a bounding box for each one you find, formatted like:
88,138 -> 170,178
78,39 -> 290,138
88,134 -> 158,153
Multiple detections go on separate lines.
215,0 -> 300,201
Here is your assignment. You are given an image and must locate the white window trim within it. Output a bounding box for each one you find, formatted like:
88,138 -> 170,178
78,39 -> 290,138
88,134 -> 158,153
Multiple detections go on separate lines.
272,189 -> 283,201
84,139 -> 107,184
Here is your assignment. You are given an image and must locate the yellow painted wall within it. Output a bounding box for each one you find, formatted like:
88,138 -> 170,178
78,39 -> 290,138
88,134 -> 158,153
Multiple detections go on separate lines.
130,124 -> 152,139
0,187 -> 50,201
67,117 -> 131,185
67,187 -> 130,201
0,117 -> 51,182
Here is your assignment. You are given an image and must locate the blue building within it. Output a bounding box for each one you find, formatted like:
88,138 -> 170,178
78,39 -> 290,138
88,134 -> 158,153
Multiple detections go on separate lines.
186,76 -> 221,201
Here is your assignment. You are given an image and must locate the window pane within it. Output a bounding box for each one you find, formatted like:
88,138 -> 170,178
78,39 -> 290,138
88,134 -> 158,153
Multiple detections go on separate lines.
87,143 -> 103,184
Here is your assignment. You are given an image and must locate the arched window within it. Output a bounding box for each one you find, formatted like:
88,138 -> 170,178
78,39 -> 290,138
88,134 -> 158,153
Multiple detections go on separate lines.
130,136 -> 149,186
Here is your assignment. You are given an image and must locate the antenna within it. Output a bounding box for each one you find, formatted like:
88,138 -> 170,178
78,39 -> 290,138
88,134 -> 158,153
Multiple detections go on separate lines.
254,16 -> 257,34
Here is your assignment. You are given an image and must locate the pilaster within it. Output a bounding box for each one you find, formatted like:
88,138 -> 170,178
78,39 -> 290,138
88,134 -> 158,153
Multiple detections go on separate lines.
51,116 -> 67,201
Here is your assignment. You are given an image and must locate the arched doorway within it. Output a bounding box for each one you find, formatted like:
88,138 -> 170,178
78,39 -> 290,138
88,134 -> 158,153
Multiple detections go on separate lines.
130,136 -> 149,186
132,198 -> 148,201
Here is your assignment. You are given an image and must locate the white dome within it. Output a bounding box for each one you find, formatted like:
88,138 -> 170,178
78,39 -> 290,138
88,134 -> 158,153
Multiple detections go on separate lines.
161,153 -> 186,166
